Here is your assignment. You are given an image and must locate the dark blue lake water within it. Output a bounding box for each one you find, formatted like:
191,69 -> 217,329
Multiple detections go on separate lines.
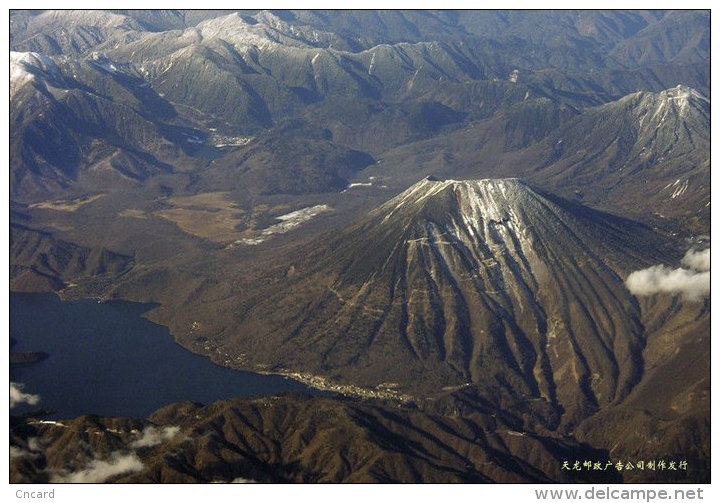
10,292 -> 325,419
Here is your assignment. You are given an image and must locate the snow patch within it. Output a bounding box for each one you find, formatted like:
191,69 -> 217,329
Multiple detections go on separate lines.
197,13 -> 279,49
90,52 -> 123,75
236,205 -> 332,245
669,179 -> 689,199
276,205 -> 331,223
346,182 -> 373,189
180,132 -> 203,144
213,136 -> 253,147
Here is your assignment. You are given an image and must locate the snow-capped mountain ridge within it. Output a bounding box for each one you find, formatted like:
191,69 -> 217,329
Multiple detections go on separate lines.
10,51 -> 64,96
609,84 -> 709,129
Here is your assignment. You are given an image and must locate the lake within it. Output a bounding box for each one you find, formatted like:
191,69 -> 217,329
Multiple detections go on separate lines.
10,292 -> 327,419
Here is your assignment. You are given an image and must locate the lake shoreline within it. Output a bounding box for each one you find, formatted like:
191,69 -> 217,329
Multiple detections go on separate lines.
9,291 -> 330,420
51,287 -> 415,405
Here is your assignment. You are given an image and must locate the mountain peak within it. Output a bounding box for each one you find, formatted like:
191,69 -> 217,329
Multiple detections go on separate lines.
396,176 -> 528,198
379,177 -> 533,224
10,51 -> 62,96
616,85 -> 710,125
196,12 -> 270,46
650,85 -> 709,115
665,84 -> 708,102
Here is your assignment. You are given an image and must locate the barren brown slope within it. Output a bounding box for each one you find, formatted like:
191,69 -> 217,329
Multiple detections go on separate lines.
11,395 -> 624,483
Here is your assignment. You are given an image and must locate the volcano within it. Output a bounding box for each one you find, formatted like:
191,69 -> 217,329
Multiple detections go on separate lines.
204,177 -> 672,427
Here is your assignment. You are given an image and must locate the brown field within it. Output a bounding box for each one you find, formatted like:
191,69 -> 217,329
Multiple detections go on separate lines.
29,194 -> 106,211
155,192 -> 248,243
118,209 -> 148,219
124,191 -> 317,244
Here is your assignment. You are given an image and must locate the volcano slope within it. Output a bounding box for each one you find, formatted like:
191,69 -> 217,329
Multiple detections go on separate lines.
163,177 -> 676,430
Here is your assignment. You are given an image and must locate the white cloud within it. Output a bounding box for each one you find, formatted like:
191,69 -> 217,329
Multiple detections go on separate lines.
10,437 -> 42,460
681,247 -> 710,272
27,437 -> 41,451
129,425 -> 180,448
231,477 -> 257,483
10,382 -> 40,408
50,452 -> 144,483
626,247 -> 710,301
10,446 -> 37,460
